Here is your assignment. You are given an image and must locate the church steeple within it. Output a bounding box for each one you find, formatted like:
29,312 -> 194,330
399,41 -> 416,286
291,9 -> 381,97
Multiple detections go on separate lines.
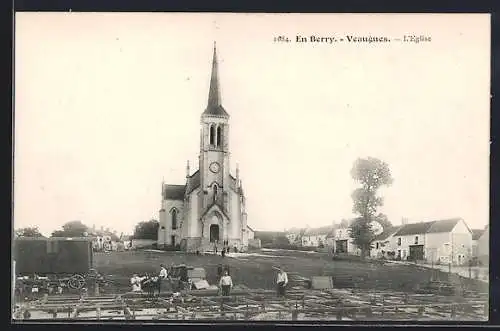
203,42 -> 229,118
208,42 -> 221,107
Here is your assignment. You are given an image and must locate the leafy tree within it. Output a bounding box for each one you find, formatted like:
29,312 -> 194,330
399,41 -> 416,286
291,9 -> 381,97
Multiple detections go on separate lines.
340,219 -> 350,228
15,226 -> 44,238
295,228 -> 307,246
349,157 -> 393,258
373,213 -> 393,230
133,219 -> 159,240
51,220 -> 89,237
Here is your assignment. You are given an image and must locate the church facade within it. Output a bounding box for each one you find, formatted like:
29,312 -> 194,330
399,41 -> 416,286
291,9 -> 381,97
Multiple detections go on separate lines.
157,45 -> 250,252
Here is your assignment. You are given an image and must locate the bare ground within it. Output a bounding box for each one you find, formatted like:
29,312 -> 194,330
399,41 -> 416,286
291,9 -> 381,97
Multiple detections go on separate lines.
93,249 -> 489,295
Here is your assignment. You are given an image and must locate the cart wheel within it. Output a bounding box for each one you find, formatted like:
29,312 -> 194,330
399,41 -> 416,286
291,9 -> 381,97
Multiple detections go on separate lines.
68,274 -> 86,290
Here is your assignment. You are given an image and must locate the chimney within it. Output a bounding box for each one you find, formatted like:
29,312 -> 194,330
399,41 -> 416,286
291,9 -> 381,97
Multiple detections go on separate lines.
236,163 -> 240,184
186,160 -> 190,178
401,218 -> 409,225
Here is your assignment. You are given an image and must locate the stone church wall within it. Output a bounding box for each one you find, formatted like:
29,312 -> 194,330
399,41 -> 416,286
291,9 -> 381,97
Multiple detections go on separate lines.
158,199 -> 184,248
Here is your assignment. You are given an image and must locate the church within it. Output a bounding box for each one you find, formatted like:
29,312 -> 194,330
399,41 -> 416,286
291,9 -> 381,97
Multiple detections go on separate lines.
157,44 -> 251,253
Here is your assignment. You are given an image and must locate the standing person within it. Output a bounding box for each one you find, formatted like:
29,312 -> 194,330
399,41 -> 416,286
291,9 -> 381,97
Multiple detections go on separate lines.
130,274 -> 145,292
158,264 -> 168,295
219,270 -> 233,297
276,267 -> 288,298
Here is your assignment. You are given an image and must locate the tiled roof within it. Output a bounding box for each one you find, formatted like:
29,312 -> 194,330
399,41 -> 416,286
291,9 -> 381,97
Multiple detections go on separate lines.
472,229 -> 485,240
427,218 -> 461,234
374,226 -> 401,241
186,170 -> 200,195
305,226 -> 334,236
393,221 -> 435,236
163,184 -> 185,201
393,218 -> 466,237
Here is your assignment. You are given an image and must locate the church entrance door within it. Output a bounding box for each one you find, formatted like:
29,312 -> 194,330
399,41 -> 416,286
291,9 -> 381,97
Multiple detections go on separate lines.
210,224 -> 220,243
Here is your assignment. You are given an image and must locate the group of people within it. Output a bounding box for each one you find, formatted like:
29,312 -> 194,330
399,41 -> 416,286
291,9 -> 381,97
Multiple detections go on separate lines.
215,264 -> 289,298
129,263 -> 289,299
130,263 -> 169,295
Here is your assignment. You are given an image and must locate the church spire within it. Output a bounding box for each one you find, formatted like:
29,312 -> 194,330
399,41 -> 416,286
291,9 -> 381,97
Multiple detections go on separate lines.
208,42 -> 221,107
203,42 -> 229,117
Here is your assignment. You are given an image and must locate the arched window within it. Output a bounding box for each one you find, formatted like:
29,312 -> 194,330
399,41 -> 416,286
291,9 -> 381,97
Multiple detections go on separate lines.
209,125 -> 215,145
171,209 -> 178,230
213,184 -> 218,203
216,126 -> 222,147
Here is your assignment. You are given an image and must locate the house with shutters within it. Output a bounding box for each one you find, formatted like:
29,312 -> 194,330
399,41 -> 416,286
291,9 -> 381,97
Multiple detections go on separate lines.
301,226 -> 335,247
370,226 -> 402,259
388,218 -> 473,265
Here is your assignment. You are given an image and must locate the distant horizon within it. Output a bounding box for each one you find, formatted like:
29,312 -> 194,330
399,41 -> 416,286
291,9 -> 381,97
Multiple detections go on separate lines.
17,215 -> 488,238
14,13 -> 490,237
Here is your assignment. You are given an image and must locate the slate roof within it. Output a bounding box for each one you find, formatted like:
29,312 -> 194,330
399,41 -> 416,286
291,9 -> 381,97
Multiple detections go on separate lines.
186,170 -> 200,195
202,43 -> 229,118
471,229 -> 485,240
163,184 -> 185,201
203,105 -> 230,117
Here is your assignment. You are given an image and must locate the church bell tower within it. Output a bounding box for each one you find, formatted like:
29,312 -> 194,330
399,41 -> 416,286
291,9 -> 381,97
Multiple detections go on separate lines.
199,43 -> 230,210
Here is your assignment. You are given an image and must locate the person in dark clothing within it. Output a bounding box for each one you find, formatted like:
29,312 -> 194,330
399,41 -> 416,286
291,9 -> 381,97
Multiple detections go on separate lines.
221,249 -> 226,258
217,264 -> 224,281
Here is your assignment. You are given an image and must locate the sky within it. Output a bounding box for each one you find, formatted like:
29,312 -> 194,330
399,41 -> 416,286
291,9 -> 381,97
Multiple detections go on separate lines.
14,13 -> 490,236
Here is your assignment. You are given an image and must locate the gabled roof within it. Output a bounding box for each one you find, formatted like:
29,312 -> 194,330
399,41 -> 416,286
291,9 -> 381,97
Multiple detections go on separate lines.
163,184 -> 185,201
472,229 -> 485,240
427,218 -> 462,234
374,226 -> 402,241
393,221 -> 435,236
199,202 -> 230,221
393,218 -> 468,237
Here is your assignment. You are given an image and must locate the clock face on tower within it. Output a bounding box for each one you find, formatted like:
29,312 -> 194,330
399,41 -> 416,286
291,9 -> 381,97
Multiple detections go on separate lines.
209,162 -> 220,173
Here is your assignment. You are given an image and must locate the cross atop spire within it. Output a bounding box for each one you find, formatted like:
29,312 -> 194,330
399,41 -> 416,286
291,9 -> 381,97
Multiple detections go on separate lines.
203,42 -> 229,118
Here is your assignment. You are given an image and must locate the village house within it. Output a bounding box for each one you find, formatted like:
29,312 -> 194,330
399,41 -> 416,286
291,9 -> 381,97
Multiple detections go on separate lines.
285,227 -> 304,245
471,228 -> 485,258
476,224 -> 489,266
370,226 -> 402,259
301,226 -> 334,247
331,224 -> 360,255
388,218 -> 473,265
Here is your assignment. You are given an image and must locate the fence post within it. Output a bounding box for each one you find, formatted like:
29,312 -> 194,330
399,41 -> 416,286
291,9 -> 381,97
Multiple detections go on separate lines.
450,304 -> 457,319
